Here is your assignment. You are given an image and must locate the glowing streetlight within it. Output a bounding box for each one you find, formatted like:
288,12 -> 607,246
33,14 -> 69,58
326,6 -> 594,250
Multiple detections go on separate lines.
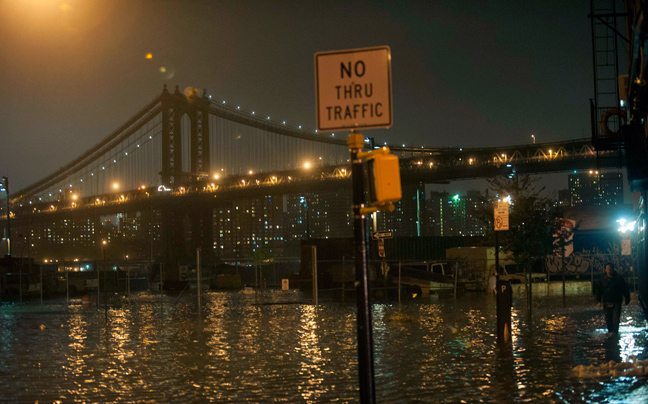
304,162 -> 311,169
531,134 -> 535,144
617,218 -> 637,233
113,183 -> 119,190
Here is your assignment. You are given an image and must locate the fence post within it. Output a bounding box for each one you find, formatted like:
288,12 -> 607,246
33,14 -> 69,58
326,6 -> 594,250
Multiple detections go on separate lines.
311,245 -> 318,306
398,261 -> 401,305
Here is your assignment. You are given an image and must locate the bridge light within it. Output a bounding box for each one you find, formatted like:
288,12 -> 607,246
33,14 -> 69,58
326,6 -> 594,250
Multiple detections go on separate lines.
589,170 -> 593,174
214,174 -> 219,179
113,183 -> 119,190
71,194 -> 77,200
248,170 -> 254,175
304,162 -> 310,169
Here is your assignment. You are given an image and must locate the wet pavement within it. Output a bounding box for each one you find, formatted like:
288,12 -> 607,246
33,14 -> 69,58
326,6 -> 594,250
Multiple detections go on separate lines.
0,290 -> 646,403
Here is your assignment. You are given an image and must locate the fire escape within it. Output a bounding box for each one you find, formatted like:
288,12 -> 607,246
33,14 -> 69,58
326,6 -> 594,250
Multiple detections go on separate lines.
590,0 -> 628,165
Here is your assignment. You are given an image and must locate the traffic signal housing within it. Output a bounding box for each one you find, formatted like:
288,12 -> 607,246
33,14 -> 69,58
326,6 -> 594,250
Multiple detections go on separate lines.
365,147 -> 401,208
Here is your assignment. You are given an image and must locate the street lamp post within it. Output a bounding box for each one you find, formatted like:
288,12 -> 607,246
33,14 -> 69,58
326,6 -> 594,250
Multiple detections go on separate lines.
126,254 -> 130,299
102,240 -> 108,321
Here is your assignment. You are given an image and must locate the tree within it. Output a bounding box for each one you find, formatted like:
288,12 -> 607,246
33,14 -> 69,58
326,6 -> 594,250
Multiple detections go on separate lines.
480,175 -> 563,273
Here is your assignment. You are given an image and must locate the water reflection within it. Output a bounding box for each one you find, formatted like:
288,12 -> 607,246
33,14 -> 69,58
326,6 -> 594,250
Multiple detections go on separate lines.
0,293 -> 646,402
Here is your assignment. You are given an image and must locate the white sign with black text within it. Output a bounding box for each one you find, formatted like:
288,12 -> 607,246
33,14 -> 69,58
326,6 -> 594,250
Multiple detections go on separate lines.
315,46 -> 392,131
494,201 -> 509,231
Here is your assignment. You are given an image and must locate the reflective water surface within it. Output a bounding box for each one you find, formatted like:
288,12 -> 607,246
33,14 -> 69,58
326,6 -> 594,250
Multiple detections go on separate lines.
0,291 -> 647,403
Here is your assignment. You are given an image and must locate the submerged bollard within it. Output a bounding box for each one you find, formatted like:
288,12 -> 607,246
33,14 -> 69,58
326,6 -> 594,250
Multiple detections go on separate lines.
496,279 -> 512,344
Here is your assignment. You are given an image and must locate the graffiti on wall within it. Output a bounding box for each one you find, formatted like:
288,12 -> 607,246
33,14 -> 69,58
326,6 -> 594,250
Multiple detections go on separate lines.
545,244 -> 635,276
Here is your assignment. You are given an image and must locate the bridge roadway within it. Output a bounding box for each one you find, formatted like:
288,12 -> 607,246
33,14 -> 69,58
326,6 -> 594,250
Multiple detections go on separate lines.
10,138 -> 622,223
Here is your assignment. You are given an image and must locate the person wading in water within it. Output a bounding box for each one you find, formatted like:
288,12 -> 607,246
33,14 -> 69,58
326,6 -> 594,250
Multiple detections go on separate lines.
595,263 -> 630,334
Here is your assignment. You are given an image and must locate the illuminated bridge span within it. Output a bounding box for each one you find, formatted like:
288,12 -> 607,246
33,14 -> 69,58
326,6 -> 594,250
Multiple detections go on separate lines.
3,86 -> 622,263
13,85 -> 615,206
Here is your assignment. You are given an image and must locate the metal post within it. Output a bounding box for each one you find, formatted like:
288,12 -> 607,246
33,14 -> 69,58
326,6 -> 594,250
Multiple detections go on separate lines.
2,177 -> 11,255
126,254 -> 130,300
197,248 -> 201,317
19,255 -> 22,304
348,133 -> 376,404
342,256 -> 345,303
398,261 -> 401,305
454,261 -> 458,298
562,245 -> 566,306
311,245 -> 318,305
96,258 -> 100,308
103,246 -> 107,321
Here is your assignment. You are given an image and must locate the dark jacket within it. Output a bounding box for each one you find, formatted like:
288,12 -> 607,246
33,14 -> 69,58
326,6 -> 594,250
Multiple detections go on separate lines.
595,270 -> 630,305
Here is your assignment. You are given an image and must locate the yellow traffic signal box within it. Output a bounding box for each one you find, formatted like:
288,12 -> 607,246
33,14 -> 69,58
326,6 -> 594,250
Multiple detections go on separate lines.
366,150 -> 402,207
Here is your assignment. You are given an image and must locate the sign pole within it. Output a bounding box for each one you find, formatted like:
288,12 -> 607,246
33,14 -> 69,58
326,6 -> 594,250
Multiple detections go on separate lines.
349,132 -> 376,404
494,202 -> 511,345
315,46 -> 394,404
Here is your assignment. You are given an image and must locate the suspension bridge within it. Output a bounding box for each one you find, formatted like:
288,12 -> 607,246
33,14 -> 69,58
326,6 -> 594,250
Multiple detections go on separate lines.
1,85 -> 623,264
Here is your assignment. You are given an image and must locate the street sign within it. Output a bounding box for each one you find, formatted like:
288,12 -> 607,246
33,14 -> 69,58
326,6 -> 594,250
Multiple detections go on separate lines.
494,201 -> 509,231
378,238 -> 385,257
315,46 -> 392,131
622,239 -> 631,256
372,231 -> 393,240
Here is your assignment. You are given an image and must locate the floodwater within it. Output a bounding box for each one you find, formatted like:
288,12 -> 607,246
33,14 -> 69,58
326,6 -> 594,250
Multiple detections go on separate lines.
0,290 -> 647,403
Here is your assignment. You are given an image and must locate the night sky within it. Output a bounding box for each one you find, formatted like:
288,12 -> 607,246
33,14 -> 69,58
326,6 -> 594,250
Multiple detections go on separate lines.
0,1 -> 595,193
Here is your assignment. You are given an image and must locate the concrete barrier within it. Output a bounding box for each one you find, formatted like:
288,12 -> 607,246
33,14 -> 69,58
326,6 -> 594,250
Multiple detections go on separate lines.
511,281 -> 593,297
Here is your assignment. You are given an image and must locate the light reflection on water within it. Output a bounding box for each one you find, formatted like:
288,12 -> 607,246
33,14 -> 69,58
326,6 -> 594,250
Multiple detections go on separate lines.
0,292 -> 646,402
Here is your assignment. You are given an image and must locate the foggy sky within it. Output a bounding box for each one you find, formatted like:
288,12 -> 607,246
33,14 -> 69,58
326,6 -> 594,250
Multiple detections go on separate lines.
0,1 -> 594,192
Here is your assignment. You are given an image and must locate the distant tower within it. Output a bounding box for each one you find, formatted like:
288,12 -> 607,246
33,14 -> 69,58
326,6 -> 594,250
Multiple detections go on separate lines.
568,171 -> 624,206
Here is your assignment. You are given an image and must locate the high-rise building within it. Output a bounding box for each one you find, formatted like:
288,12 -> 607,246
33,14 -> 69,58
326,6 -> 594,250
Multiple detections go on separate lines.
375,183 -> 425,236
425,191 -> 450,236
424,190 -> 486,237
568,171 -> 623,206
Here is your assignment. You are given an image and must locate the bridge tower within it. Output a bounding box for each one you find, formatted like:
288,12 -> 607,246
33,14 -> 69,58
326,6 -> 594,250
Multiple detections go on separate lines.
160,84 -> 211,185
159,85 -> 214,265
